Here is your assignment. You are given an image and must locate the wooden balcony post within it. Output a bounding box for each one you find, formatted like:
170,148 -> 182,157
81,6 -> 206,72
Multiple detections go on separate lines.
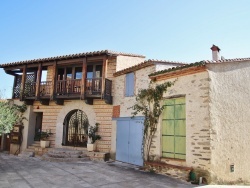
51,61 -> 57,100
35,63 -> 42,100
20,65 -> 27,101
12,76 -> 17,99
81,57 -> 87,99
102,56 -> 107,95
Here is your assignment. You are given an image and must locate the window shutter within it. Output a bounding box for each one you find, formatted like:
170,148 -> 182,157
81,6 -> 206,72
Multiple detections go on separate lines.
125,73 -> 134,97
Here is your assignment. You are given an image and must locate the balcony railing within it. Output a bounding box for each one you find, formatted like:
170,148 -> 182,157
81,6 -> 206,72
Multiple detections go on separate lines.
56,79 -> 82,95
19,78 -> 112,103
40,81 -> 52,96
24,82 -> 36,97
85,78 -> 102,96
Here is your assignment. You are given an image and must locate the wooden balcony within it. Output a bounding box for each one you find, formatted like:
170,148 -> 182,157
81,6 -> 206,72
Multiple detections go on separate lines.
20,78 -> 112,105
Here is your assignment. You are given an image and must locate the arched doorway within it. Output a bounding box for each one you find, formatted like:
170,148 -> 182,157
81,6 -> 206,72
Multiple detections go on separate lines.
62,109 -> 89,147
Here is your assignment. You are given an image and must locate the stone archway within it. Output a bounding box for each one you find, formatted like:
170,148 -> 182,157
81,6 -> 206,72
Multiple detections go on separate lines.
62,109 -> 89,147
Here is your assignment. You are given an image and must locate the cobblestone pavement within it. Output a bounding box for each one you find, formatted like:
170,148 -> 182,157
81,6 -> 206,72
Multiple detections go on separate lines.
0,153 -> 195,188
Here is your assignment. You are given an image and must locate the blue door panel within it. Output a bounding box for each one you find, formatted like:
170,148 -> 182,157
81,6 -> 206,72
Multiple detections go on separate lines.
116,117 -> 144,166
128,119 -> 144,166
116,120 -> 129,163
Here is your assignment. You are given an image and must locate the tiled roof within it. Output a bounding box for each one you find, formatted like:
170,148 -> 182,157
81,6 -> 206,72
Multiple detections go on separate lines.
149,61 -> 205,77
113,59 -> 186,77
0,50 -> 145,68
149,57 -> 250,78
204,57 -> 250,63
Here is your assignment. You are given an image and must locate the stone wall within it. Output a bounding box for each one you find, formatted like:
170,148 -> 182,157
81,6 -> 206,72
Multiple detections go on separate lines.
153,71 -> 211,171
207,61 -> 250,184
46,66 -> 54,82
32,99 -> 112,152
113,66 -> 155,117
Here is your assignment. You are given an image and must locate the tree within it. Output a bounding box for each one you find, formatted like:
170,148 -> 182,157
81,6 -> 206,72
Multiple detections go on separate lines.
0,101 -> 27,135
130,81 -> 173,161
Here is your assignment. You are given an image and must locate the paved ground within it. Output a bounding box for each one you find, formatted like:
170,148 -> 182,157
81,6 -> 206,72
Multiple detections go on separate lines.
0,153 -> 248,188
0,152 -> 195,188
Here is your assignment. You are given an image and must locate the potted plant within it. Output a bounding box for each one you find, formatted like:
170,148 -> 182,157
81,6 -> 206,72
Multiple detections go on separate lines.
87,123 -> 101,151
38,130 -> 53,148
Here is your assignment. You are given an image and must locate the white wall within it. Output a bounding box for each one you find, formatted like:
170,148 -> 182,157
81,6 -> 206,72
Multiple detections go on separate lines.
207,61 -> 250,184
116,56 -> 145,72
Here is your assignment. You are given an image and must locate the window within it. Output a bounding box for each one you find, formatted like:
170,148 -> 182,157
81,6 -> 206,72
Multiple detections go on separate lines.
162,97 -> 186,159
125,72 -> 134,97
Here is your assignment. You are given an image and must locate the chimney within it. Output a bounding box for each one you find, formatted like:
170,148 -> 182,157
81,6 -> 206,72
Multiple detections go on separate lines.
210,44 -> 221,61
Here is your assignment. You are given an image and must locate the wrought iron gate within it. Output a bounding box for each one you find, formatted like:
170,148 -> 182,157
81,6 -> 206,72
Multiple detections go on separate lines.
62,110 -> 89,147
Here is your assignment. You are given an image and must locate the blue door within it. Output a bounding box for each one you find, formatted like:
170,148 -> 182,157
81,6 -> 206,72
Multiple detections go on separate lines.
116,117 -> 144,166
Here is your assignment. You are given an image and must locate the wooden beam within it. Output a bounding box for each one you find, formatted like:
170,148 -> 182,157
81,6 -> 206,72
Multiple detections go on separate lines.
51,62 -> 57,100
101,56 -> 107,95
35,63 -> 42,100
12,76 -> 17,99
20,65 -> 27,101
81,58 -> 87,99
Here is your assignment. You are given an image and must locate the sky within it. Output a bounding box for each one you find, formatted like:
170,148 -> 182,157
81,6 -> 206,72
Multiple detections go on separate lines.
0,0 -> 250,98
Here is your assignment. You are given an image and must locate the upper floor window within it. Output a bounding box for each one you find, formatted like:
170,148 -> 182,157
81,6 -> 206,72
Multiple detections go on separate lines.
57,66 -> 82,80
87,64 -> 102,79
125,72 -> 134,97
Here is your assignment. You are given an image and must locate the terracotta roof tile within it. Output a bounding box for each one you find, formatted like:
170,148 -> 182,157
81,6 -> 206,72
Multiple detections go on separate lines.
204,57 -> 250,63
0,50 -> 145,68
149,57 -> 250,78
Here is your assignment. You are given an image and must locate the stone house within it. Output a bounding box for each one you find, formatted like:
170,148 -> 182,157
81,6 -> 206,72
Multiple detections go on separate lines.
111,60 -> 185,165
0,50 -> 145,154
112,46 -> 250,184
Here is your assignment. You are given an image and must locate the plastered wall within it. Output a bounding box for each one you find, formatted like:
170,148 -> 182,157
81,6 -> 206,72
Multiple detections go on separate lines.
207,61 -> 250,184
12,100 -> 36,152
116,56 -> 145,72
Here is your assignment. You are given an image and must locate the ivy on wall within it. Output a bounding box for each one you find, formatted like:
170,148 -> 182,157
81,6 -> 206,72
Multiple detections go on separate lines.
130,81 -> 173,161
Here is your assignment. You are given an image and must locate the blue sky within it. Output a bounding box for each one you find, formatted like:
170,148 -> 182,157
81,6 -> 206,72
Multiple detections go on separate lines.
0,0 -> 250,98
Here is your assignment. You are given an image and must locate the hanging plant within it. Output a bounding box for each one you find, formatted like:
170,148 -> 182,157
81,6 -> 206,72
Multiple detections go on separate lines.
130,81 -> 173,161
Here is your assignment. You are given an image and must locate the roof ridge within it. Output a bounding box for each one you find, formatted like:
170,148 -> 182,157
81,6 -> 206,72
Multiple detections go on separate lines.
0,49 -> 145,67
204,57 -> 250,63
146,59 -> 187,64
149,61 -> 206,77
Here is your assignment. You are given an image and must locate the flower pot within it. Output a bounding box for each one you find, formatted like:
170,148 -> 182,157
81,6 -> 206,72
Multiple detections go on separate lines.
87,143 -> 96,151
40,140 -> 50,148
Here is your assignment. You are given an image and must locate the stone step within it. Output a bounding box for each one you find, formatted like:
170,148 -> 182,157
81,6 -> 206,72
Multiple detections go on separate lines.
18,151 -> 35,158
42,154 -> 90,162
25,148 -> 35,152
49,148 -> 83,155
31,143 -> 40,147
87,151 -> 110,161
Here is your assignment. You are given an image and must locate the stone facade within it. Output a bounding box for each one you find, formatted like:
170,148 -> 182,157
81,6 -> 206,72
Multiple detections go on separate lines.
150,71 -> 211,182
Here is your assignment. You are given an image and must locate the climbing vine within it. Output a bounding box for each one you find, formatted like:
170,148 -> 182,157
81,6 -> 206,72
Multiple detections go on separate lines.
130,81 -> 173,161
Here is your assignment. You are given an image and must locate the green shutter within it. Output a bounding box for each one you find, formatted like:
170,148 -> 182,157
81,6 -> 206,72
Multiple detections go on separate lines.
162,97 -> 186,160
